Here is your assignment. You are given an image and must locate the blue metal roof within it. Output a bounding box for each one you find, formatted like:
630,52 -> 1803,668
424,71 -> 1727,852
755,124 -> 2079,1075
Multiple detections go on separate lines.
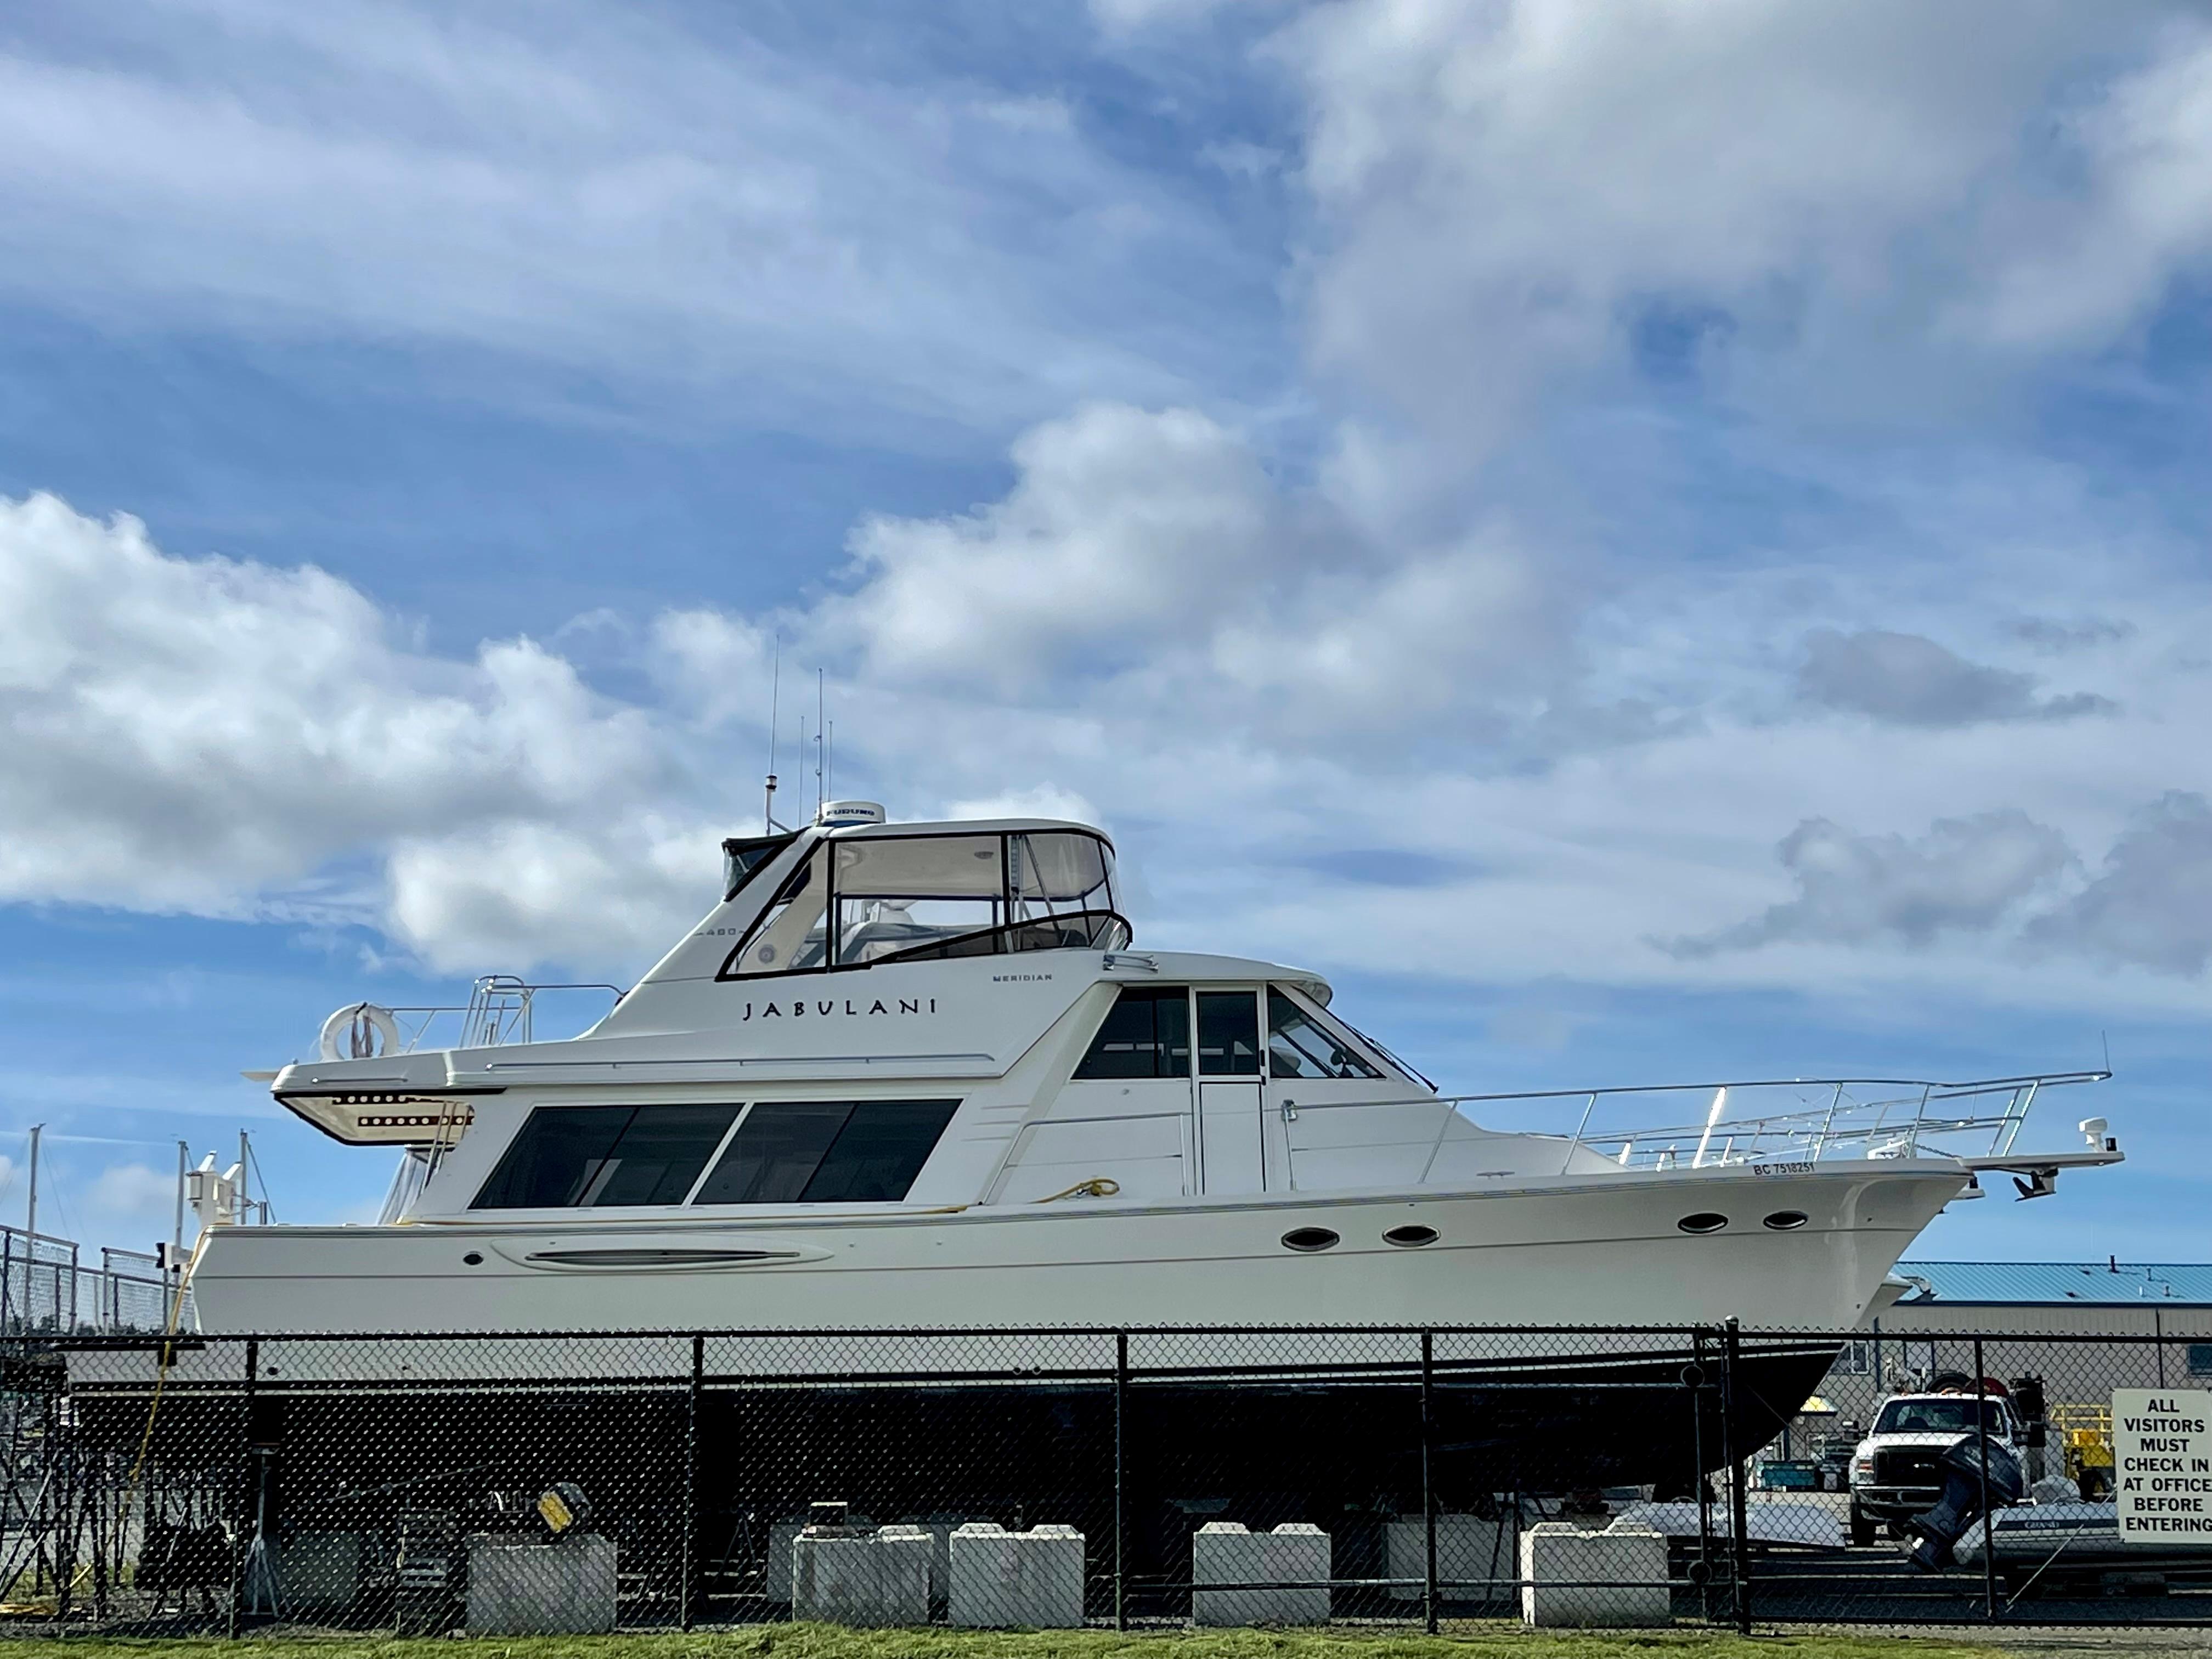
1893,1260 -> 2212,1306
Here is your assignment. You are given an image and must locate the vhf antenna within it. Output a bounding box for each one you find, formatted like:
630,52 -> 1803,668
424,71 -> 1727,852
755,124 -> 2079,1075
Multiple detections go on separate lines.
815,668 -> 826,818
763,634 -> 783,834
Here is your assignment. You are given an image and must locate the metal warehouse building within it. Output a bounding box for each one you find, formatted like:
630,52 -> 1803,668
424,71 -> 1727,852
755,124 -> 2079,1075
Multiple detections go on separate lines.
1813,1260 -> 2212,1434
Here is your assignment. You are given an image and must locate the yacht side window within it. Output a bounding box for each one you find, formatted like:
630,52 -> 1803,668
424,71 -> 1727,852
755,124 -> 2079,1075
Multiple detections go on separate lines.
692,1099 -> 960,1204
1267,988 -> 1384,1080
730,847 -> 831,975
1073,986 -> 1191,1079
472,1103 -> 742,1209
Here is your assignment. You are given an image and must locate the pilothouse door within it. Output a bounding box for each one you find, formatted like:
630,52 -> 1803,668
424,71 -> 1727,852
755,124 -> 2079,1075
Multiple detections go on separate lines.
1195,989 -> 1266,1194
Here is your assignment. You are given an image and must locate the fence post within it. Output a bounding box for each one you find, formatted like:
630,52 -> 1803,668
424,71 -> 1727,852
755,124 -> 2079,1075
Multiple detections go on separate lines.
1719,1319 -> 1750,1635
229,1337 -> 258,1638
1689,1328 -> 1712,1623
1974,1338 -> 1997,1621
1420,1329 -> 1438,1634
1114,1331 -> 1128,1632
2155,1307 -> 2167,1388
681,1334 -> 703,1630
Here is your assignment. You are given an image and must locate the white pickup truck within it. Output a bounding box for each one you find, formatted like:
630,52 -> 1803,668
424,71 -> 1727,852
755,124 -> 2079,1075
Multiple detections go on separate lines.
1848,1387 -> 2027,1547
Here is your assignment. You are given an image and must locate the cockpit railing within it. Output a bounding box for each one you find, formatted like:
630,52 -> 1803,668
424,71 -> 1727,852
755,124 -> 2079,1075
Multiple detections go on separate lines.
1273,1070 -> 2109,1192
380,976 -> 625,1054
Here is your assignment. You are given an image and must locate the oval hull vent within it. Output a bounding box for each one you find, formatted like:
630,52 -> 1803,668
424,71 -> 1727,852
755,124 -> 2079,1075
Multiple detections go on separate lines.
1677,1212 -> 1728,1234
1383,1224 -> 1439,1248
1763,1210 -> 1809,1231
1281,1227 -> 1340,1253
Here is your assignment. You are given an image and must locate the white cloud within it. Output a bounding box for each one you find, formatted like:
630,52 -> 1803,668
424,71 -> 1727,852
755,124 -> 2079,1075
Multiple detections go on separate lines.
832,404 -> 1280,692
2029,792 -> 2212,975
1273,0 -> 2212,456
0,490 -> 686,966
1668,810 -> 2074,955
0,1 -> 1254,437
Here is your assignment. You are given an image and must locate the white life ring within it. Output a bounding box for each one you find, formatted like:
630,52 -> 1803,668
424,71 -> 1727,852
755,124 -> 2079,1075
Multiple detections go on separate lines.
318,1003 -> 402,1062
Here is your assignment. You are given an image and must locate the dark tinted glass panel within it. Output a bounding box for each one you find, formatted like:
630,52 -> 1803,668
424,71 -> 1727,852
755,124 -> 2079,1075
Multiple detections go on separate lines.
585,1103 -> 742,1205
1073,986 -> 1191,1079
471,1103 -> 740,1209
800,1101 -> 960,1201
473,1105 -> 635,1209
693,1099 -> 959,1204
1266,989 -> 1384,1079
1197,991 -> 1260,1076
693,1103 -> 852,1204
722,833 -> 795,900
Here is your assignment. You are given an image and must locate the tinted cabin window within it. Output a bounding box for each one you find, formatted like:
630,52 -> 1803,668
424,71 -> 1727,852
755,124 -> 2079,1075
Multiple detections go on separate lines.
1267,989 -> 1384,1079
1197,991 -> 1261,1076
473,1103 -> 741,1209
1074,986 -> 1192,1079
692,1100 -> 959,1204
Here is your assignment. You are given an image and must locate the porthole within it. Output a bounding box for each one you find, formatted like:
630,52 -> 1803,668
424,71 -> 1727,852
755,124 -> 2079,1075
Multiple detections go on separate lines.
1677,1212 -> 1728,1235
1383,1224 -> 1439,1249
1762,1210 -> 1809,1232
1281,1227 -> 1340,1253
462,1251 -> 484,1266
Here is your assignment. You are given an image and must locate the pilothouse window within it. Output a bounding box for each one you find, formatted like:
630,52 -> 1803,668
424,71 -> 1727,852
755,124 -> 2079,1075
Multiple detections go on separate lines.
1074,986 -> 1192,1079
472,1103 -> 742,1210
1267,989 -> 1384,1080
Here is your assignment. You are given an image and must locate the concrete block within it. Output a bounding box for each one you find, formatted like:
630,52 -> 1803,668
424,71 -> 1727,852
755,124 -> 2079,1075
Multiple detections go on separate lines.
464,1534 -> 617,1636
947,1523 -> 1086,1628
1384,1515 -> 1511,1601
1519,1520 -> 1669,1628
769,1513 -> 874,1602
793,1525 -> 930,1628
1192,1522 -> 1330,1626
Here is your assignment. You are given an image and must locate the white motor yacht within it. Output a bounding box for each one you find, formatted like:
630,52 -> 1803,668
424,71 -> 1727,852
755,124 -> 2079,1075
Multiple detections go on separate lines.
195,803 -> 2120,1338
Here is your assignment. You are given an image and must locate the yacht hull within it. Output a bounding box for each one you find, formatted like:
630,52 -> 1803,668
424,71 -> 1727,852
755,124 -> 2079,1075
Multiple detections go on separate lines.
190,1160 -> 1963,1336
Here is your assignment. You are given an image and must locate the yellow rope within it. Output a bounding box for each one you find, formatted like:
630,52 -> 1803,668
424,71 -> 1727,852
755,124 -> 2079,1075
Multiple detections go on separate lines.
1033,1177 -> 1121,1203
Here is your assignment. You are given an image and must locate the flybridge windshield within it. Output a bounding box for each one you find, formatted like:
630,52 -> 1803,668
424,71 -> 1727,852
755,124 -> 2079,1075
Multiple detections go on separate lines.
721,828 -> 1127,978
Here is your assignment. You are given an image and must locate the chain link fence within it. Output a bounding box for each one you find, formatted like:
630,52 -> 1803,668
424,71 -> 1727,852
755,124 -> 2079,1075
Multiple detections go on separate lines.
0,1321 -> 2203,1634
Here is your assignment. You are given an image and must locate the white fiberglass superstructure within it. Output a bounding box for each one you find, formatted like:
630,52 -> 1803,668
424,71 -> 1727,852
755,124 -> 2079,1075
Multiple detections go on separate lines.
196,808 -> 2121,1334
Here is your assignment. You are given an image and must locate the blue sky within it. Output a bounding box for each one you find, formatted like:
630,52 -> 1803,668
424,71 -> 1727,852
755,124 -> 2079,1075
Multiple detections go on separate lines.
2,0 -> 2210,1262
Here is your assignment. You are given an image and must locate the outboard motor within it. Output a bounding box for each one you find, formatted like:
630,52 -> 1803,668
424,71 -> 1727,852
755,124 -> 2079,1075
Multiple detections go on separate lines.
1906,1435 -> 2025,1571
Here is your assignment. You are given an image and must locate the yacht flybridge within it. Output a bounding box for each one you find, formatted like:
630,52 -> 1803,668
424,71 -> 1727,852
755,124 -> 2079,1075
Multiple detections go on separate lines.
199,805 -> 2122,1335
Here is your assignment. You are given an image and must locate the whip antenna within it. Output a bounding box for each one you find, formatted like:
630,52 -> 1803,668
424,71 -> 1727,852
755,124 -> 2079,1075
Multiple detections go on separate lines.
764,634 -> 782,834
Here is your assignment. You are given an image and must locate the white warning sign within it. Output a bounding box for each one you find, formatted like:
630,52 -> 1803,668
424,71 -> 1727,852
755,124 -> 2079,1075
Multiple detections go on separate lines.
2113,1387 -> 2212,1543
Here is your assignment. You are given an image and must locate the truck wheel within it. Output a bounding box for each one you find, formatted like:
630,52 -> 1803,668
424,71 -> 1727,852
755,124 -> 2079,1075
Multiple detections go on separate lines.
1848,1504 -> 1876,1548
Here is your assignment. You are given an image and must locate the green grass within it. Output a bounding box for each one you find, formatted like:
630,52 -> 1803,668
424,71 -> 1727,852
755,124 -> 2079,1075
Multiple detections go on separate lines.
0,1626 -> 2015,1659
